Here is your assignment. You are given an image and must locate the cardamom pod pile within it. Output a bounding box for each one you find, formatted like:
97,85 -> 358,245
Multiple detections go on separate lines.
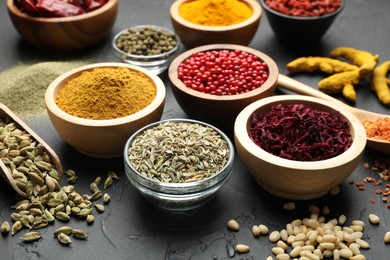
0,116 -> 119,245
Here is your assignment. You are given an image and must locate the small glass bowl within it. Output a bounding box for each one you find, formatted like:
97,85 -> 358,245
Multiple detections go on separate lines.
112,25 -> 181,75
123,118 -> 235,211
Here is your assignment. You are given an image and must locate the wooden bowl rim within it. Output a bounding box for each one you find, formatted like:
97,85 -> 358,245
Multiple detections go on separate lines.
234,95 -> 367,170
170,0 -> 262,31
45,62 -> 166,127
168,44 -> 279,101
6,0 -> 118,22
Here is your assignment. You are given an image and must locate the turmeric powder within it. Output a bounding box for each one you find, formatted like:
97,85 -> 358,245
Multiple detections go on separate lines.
330,47 -> 379,77
287,57 -> 358,74
178,0 -> 253,26
371,60 -> 390,106
56,67 -> 156,120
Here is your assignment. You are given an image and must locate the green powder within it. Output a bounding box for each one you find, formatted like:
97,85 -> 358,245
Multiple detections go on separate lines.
0,61 -> 87,118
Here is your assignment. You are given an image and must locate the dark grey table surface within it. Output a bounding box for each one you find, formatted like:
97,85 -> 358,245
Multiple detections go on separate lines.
0,0 -> 389,259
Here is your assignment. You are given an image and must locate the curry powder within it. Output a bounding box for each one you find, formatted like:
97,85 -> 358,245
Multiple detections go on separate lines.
178,0 -> 253,26
55,67 -> 156,120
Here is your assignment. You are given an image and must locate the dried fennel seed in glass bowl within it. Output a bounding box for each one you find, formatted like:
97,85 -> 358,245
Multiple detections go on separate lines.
123,118 -> 234,211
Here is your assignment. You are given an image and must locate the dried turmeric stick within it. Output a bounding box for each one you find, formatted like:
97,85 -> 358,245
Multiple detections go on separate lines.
286,56 -> 358,74
371,60 -> 390,106
318,69 -> 360,101
330,47 -> 379,77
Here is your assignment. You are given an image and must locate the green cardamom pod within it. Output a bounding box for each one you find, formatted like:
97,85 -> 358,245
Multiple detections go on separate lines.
1,221 -> 10,235
72,229 -> 88,240
53,226 -> 74,236
57,233 -> 72,245
20,231 -> 41,242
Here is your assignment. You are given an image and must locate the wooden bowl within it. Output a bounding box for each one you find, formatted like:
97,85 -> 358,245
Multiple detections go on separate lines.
170,0 -> 262,49
45,62 -> 166,158
6,0 -> 118,51
234,95 -> 367,200
168,44 -> 279,133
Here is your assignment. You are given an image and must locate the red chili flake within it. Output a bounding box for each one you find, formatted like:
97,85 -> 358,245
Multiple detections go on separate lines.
369,199 -> 376,204
388,204 -> 390,209
264,0 -> 342,17
177,49 -> 269,96
363,163 -> 369,169
383,198 -> 388,203
348,179 -> 355,185
14,0 -> 108,17
376,189 -> 383,195
249,104 -> 352,161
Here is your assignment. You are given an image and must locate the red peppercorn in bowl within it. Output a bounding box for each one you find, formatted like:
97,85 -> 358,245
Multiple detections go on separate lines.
259,0 -> 344,41
234,95 -> 366,200
168,44 -> 279,133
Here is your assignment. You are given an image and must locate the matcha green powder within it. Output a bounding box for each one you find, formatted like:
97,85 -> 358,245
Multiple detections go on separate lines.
0,61 -> 87,118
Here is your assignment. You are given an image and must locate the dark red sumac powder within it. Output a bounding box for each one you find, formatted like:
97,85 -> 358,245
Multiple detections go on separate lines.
249,103 -> 352,161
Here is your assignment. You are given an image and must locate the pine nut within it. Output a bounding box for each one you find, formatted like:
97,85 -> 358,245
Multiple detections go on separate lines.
356,238 -> 370,249
266,256 -> 273,260
349,243 -> 361,255
272,246 -> 284,255
227,219 -> 239,231
338,214 -> 347,225
283,202 -> 295,210
339,248 -> 353,258
275,253 -> 289,260
269,231 -> 281,243
368,214 -> 380,225
351,220 -> 365,227
350,255 -> 366,260
277,240 -> 289,250
252,225 -> 261,237
235,244 -> 250,253
322,206 -> 330,215
289,245 -> 302,258
280,229 -> 288,241
259,224 -> 269,235
384,231 -> 390,244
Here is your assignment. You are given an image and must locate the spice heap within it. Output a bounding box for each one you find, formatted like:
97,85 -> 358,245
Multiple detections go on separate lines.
128,121 -> 230,183
0,61 -> 87,118
350,158 -> 390,208
265,0 -> 342,17
226,204 -> 381,259
362,117 -> 390,142
115,26 -> 177,56
55,67 -> 156,120
0,115 -> 119,244
178,0 -> 253,26
14,0 -> 109,17
249,104 -> 352,161
178,49 -> 269,95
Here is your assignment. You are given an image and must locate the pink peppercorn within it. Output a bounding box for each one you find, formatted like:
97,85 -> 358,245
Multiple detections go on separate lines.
177,49 -> 269,96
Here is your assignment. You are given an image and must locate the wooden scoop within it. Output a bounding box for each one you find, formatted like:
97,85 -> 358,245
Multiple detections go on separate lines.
277,74 -> 390,154
0,103 -> 63,197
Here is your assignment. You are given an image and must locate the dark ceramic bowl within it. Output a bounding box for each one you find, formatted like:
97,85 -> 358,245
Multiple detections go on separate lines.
259,0 -> 344,41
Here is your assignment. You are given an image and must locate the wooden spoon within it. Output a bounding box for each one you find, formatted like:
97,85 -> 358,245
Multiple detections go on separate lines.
277,74 -> 390,154
0,103 -> 63,197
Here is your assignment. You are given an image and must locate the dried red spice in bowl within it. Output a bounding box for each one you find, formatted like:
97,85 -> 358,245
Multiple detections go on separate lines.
234,95 -> 366,200
264,0 -> 342,17
249,103 -> 352,161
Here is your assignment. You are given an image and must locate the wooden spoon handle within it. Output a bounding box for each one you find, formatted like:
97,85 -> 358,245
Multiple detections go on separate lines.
277,74 -> 357,113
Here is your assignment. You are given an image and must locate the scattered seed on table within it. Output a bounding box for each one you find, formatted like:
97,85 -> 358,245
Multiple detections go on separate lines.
227,219 -> 239,231
384,231 -> 390,244
368,213 -> 380,224
235,244 -> 250,253
282,202 -> 295,210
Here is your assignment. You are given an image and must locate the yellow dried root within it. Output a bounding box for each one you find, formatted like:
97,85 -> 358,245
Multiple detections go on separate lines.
318,69 -> 360,102
287,57 -> 358,74
371,60 -> 390,106
330,47 -> 379,77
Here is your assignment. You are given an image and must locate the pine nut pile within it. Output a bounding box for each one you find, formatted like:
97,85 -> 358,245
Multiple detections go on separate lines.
227,204 -> 390,259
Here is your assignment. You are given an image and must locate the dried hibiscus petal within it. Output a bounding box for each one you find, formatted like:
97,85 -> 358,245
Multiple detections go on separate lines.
249,103 -> 352,161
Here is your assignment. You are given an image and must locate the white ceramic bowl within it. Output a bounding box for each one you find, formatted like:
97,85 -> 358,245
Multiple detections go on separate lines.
124,118 -> 235,211
234,95 -> 367,200
45,62 -> 166,158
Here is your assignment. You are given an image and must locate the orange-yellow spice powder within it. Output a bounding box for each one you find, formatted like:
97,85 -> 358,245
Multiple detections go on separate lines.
55,67 -> 156,120
362,117 -> 390,142
178,0 -> 253,26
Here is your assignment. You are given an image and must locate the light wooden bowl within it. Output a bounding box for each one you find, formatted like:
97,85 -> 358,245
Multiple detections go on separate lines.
6,0 -> 118,51
170,0 -> 262,49
168,44 -> 278,133
45,62 -> 166,158
234,95 -> 367,200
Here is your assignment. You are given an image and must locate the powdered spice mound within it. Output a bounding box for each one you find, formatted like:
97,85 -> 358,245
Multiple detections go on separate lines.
249,103 -> 352,161
55,67 -> 156,120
